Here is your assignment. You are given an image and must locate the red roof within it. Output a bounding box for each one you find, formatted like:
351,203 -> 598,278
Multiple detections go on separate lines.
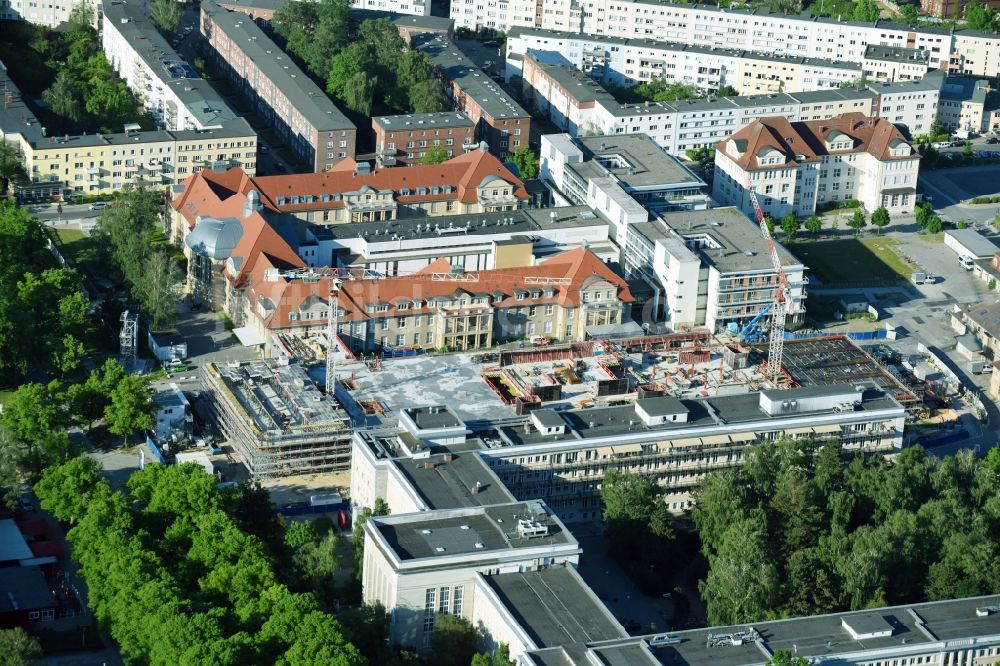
247,247 -> 633,331
171,149 -> 527,222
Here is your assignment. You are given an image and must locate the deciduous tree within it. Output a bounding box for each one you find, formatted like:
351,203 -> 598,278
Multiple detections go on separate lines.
420,144 -> 451,165
0,627 -> 42,666
149,0 -> 181,34
870,206 -> 890,234
779,213 -> 800,239
847,209 -> 867,234
511,146 -> 540,179
104,374 -> 155,444
804,214 -> 823,237
430,614 -> 479,666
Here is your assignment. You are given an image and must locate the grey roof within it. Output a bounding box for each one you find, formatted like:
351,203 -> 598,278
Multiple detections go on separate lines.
637,395 -> 688,417
186,216 -> 245,260
940,76 -> 990,104
945,228 -> 999,258
202,1 -> 355,132
868,68 -> 946,94
484,567 -> 627,647
328,205 -> 605,243
573,134 -> 705,189
760,383 -> 863,401
0,519 -> 33,563
370,502 -> 571,560
655,207 -> 802,274
413,33 -> 529,121
103,1 -> 238,128
524,53 -> 619,105
0,64 -> 254,151
789,88 -> 877,105
962,300 -> 1000,338
499,385 -> 901,446
373,112 -> 474,131
405,405 -> 464,430
531,408 -> 566,428
863,44 -> 931,64
0,566 -> 54,612
397,448 -> 517,509
635,594 -> 1000,666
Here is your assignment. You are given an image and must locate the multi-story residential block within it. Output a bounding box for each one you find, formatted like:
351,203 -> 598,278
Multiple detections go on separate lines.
0,0 -> 98,27
200,0 -> 357,172
372,112 -> 476,166
921,0 -> 1000,18
0,64 -> 256,200
412,33 -> 531,160
862,45 -> 932,82
950,30 -> 1000,78
505,28 -> 862,96
102,0 -> 239,132
215,0 -> 434,22
713,113 -> 920,218
621,207 -> 806,331
519,51 -> 883,157
868,70 -> 945,136
539,133 -> 710,242
938,76 -> 1000,134
455,0 -> 959,71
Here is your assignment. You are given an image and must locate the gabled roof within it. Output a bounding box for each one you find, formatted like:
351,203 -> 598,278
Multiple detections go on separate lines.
247,247 -> 633,331
717,113 -> 913,170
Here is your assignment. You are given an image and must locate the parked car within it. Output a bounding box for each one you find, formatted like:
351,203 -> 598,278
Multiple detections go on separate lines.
986,137 -> 999,144
89,201 -> 109,210
959,255 -> 975,270
483,40 -> 499,46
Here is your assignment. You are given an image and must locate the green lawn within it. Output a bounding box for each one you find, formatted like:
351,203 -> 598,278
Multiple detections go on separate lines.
54,227 -> 99,271
787,238 -> 916,287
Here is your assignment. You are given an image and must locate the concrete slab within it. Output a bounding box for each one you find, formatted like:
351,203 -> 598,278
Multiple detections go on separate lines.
342,353 -> 513,424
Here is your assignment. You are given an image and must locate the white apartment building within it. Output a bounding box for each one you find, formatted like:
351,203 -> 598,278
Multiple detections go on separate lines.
621,207 -> 806,331
540,133 -> 710,242
868,70 -> 944,136
0,0 -> 99,27
103,0 -> 239,132
862,45 -> 932,83
519,51 -> 885,158
458,0 -> 958,70
506,28 -> 862,95
713,114 -> 920,219
951,29 -> 1000,78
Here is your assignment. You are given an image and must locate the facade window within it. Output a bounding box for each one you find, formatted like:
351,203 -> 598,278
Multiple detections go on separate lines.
452,586 -> 464,615
438,587 -> 450,614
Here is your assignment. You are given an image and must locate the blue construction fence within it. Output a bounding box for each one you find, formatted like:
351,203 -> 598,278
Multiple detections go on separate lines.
144,432 -> 166,464
382,346 -> 423,358
783,329 -> 887,342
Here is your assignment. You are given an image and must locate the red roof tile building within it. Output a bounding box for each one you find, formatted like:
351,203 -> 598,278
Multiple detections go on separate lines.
712,113 -> 919,219
170,148 -> 528,237
169,156 -> 627,353
240,248 -> 633,352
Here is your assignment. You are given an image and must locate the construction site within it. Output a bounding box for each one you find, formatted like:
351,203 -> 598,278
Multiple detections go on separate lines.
200,360 -> 354,479
333,332 -> 930,429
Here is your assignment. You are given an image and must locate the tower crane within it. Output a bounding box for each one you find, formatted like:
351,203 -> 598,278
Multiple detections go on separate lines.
748,188 -> 791,385
262,265 -> 489,396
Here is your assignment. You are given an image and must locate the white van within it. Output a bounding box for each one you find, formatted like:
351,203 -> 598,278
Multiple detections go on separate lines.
958,255 -> 975,270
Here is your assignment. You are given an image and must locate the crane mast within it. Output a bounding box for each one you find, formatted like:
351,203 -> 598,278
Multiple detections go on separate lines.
748,188 -> 792,385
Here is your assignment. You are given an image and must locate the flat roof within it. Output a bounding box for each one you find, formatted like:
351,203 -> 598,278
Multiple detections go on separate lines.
0,566 -> 53,612
405,405 -> 464,430
396,448 -> 517,509
573,134 -> 705,189
370,501 -> 571,561
414,33 -> 529,121
374,112 -> 474,131
532,408 -> 566,428
940,76 -> 990,104
202,1 -> 355,132
0,519 -> 33,562
352,9 -> 454,33
484,567 -> 626,647
945,228 -> 999,257
637,395 -> 688,416
864,44 -> 931,64
642,594 -> 1000,666
655,207 -> 801,273
328,205 -> 605,244
868,69 -> 946,94
499,385 -> 901,446
104,0 -> 238,128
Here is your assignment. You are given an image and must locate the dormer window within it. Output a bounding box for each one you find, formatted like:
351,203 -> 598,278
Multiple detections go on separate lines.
530,289 -> 541,298
515,290 -> 526,301
397,302 -> 409,311
288,313 -> 299,321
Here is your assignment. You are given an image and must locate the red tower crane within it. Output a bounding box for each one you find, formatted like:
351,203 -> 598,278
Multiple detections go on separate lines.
748,188 -> 792,384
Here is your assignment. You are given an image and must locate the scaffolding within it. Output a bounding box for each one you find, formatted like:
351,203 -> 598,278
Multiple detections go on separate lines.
119,310 -> 139,373
201,360 -> 353,480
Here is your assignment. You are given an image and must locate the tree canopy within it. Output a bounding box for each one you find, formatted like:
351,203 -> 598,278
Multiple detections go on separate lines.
34,461 -> 366,665
692,440 -> 1000,624
510,146 -> 539,179
273,2 -> 446,119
